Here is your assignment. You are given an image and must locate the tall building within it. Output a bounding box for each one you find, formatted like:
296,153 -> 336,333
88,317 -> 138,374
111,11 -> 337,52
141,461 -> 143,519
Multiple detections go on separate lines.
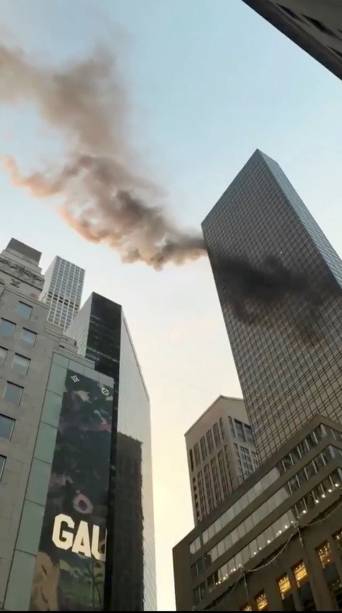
241,1 -> 342,80
173,415 -> 342,611
202,149 -> 342,463
0,240 -> 156,611
40,256 -> 84,332
186,396 -> 257,524
0,238 -> 114,611
68,293 -> 157,611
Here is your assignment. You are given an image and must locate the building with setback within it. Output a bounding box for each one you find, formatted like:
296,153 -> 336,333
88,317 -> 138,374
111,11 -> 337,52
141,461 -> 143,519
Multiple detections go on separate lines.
186,396 -> 257,524
241,0 -> 342,80
202,149 -> 342,464
173,415 -> 342,611
68,292 -> 157,611
40,256 -> 84,332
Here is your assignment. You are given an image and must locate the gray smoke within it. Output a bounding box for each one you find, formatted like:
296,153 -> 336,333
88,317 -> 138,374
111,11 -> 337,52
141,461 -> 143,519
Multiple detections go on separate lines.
0,42 -> 205,268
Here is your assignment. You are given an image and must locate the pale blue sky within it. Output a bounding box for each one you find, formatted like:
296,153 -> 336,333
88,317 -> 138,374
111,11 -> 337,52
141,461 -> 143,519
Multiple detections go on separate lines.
1,1 -> 342,610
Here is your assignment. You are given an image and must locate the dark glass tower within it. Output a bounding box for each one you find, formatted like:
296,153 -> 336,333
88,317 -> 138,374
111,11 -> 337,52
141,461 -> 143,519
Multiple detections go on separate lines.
202,150 -> 342,463
68,293 -> 156,611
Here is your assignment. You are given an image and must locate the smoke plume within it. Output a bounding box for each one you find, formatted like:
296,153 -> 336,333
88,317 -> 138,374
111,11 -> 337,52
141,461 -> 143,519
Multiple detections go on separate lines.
0,43 -> 205,268
215,254 -> 342,339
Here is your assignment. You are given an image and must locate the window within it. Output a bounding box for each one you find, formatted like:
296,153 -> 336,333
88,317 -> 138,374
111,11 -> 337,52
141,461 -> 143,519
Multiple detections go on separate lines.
4,382 -> 24,406
193,582 -> 205,605
293,561 -> 309,587
240,604 -> 252,611
16,302 -> 33,320
0,414 -> 15,440
244,424 -> 254,443
333,529 -> 342,557
0,455 -> 6,480
235,420 -> 246,442
200,436 -> 207,461
190,536 -> 201,555
317,542 -> 333,568
206,430 -> 214,454
213,423 -> 221,447
21,329 -> 37,346
0,319 -> 16,338
12,354 -> 30,376
229,416 -> 235,438
219,417 -> 225,440
0,346 -> 8,365
278,574 -> 291,600
255,591 -> 268,611
191,557 -> 204,578
189,449 -> 194,472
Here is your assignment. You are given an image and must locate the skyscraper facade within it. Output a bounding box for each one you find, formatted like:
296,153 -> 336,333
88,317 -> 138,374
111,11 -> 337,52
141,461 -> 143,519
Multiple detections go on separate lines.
185,396 -> 257,524
0,239 -> 115,611
241,0 -> 342,80
174,415 -> 342,611
41,256 -> 84,332
0,240 -> 155,611
202,150 -> 342,463
68,293 -> 157,611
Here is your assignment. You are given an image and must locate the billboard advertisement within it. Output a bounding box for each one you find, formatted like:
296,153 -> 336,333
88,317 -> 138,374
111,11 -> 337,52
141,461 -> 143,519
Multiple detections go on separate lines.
30,369 -> 114,611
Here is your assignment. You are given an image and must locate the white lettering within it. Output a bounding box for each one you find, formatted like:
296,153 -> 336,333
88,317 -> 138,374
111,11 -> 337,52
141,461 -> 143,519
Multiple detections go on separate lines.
72,520 -> 91,557
52,514 -> 74,550
52,515 -> 107,560
91,525 -> 106,561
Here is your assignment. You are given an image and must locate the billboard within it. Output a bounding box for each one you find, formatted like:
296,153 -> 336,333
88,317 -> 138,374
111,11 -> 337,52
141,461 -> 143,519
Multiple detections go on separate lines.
30,369 -> 114,611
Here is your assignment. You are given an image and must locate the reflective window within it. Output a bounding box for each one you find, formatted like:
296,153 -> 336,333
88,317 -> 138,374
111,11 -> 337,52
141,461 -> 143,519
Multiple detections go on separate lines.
4,382 -> 23,405
255,591 -> 268,611
26,459 -> 51,506
16,302 -> 33,320
206,511 -> 295,591
190,536 -> 201,555
0,414 -> 15,440
0,455 -> 6,480
317,542 -> 333,569
333,529 -> 342,557
34,423 -> 57,464
0,319 -> 15,337
0,346 -> 8,365
193,582 -> 205,605
4,550 -> 35,611
16,500 -> 44,554
21,328 -> 37,346
278,574 -> 291,600
12,354 -> 30,376
293,561 -> 309,587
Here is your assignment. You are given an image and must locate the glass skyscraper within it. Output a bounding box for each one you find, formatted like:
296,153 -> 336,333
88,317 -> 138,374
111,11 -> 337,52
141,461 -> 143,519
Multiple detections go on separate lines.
41,256 -> 84,332
202,149 -> 342,463
68,293 -> 157,611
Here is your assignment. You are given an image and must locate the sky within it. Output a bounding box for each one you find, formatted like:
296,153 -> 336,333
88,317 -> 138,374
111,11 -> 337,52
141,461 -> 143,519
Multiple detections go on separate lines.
1,1 -> 342,610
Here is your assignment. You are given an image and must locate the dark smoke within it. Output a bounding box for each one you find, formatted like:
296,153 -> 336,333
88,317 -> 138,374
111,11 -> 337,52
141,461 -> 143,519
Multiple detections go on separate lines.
0,43 -> 205,268
216,254 -> 342,339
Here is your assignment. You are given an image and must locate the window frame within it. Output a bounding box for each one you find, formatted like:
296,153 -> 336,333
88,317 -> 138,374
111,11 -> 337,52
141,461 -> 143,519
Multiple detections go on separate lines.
0,414 -> 15,440
16,302 -> 33,320
4,381 -> 24,406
